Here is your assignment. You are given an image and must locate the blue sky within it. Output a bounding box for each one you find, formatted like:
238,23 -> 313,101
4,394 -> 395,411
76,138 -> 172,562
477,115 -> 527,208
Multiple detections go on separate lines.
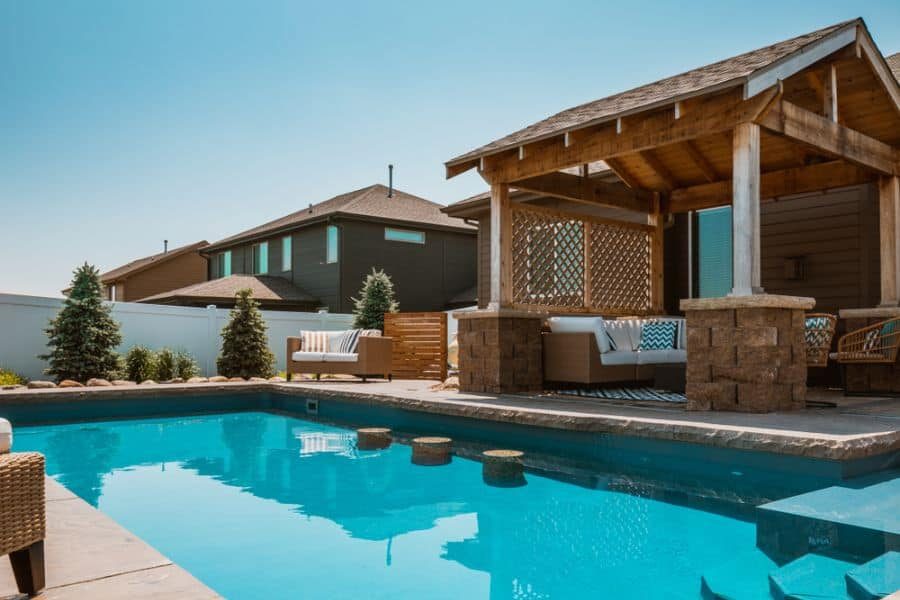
2,1 -> 898,297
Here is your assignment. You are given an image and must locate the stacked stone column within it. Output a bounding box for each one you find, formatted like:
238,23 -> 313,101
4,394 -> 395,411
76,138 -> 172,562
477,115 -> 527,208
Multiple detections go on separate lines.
681,296 -> 814,412
455,311 -> 543,394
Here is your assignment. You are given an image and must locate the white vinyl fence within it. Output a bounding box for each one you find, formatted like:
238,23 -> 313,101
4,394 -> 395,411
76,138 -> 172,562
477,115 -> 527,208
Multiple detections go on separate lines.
0,293 -> 354,380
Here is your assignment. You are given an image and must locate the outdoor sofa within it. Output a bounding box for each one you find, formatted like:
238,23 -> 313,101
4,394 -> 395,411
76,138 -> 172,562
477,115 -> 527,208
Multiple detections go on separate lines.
0,417 -> 46,595
287,329 -> 393,381
543,316 -> 686,384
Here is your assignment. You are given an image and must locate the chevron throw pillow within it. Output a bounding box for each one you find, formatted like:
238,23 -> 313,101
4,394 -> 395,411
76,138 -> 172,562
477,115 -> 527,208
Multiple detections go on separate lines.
638,320 -> 676,350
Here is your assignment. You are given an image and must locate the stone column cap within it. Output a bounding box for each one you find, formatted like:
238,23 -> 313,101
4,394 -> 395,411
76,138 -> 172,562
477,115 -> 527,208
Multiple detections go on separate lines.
680,294 -> 815,311
453,308 -> 546,320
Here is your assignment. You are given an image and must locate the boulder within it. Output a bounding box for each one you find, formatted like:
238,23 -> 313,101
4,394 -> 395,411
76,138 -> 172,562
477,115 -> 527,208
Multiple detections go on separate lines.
26,381 -> 56,389
208,376 -> 229,383
140,380 -> 158,385
430,376 -> 460,391
248,377 -> 268,383
111,380 -> 136,386
162,378 -> 185,384
269,376 -> 286,382
1,384 -> 24,391
227,377 -> 245,383
58,380 -> 84,388
86,378 -> 112,387
187,377 -> 209,384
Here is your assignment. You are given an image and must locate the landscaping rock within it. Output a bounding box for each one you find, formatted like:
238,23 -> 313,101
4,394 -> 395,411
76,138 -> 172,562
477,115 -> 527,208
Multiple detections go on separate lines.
86,378 -> 112,387
269,376 -> 286,382
140,380 -> 157,385
27,380 -> 57,389
187,377 -> 209,384
430,376 -> 459,391
1,384 -> 24,391
227,377 -> 245,382
208,375 -> 228,383
248,377 -> 268,383
111,380 -> 136,386
58,380 -> 84,388
162,378 -> 185,384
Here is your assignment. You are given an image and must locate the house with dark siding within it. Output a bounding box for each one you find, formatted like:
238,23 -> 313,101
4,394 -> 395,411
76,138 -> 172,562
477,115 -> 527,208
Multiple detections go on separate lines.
165,184 -> 477,312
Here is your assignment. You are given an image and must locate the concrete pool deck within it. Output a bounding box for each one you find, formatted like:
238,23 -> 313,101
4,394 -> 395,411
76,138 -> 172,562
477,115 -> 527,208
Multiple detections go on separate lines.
0,379 -> 898,462
0,479 -> 219,600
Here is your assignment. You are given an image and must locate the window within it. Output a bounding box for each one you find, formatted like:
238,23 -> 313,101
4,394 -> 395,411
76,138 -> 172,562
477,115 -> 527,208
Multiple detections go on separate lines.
219,251 -> 232,278
384,227 -> 425,244
252,242 -> 269,275
326,225 -> 339,263
696,207 -> 732,298
282,236 -> 292,271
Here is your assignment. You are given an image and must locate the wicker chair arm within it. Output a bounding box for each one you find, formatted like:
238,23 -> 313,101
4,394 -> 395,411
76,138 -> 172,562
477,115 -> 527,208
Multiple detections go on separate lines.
0,452 -> 46,557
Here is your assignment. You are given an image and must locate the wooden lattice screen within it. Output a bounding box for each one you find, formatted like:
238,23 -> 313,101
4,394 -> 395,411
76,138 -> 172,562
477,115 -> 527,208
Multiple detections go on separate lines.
383,312 -> 448,381
511,204 -> 654,315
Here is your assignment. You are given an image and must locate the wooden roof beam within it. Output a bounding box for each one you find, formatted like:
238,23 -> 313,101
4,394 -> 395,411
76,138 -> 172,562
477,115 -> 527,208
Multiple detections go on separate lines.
638,150 -> 679,191
756,98 -> 898,176
512,171 -> 653,213
855,25 -> 900,118
604,157 -> 643,190
479,86 -> 780,183
446,160 -> 478,179
682,140 -> 721,182
667,160 -> 872,212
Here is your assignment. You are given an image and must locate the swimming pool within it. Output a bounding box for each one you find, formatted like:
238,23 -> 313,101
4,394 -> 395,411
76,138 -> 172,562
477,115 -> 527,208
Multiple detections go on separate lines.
14,409 -> 799,599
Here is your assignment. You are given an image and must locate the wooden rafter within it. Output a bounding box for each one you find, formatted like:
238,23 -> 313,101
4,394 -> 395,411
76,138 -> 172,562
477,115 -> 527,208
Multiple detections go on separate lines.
604,157 -> 643,190
756,98 -> 897,176
667,160 -> 872,212
512,171 -> 653,213
637,150 -> 678,191
681,140 -> 720,183
478,87 -> 779,183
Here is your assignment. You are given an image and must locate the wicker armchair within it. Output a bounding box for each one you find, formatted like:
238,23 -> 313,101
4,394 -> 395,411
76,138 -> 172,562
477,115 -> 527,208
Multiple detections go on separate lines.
834,317 -> 900,364
804,313 -> 837,367
1,452 -> 46,595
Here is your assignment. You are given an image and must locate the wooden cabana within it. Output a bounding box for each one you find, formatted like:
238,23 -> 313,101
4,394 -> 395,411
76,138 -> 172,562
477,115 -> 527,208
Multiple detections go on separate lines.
444,19 -> 900,408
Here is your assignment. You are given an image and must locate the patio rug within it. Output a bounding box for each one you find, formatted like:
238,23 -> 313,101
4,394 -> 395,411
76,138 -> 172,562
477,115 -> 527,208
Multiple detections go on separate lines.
549,386 -> 686,403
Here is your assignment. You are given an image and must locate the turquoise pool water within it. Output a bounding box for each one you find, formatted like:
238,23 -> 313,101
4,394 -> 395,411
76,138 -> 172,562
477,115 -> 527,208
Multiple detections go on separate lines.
17,411 -> 764,599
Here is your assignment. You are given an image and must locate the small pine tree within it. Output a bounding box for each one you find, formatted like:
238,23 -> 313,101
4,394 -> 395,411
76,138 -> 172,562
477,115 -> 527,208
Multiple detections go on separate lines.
216,289 -> 275,378
42,263 -> 122,382
351,268 -> 399,331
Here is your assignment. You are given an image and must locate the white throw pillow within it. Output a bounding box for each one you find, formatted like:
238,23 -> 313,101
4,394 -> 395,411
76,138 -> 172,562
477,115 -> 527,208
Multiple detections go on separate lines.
0,418 -> 11,454
547,316 -> 610,353
604,320 -> 635,352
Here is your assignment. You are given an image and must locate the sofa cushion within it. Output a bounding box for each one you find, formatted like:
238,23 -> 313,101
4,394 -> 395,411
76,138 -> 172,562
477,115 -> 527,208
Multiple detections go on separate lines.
604,321 -> 635,352
337,330 -> 362,353
636,349 -> 687,365
300,331 -> 331,353
292,351 -> 325,362
323,353 -> 359,363
638,320 -> 677,350
0,418 -> 10,453
599,350 -> 638,365
547,316 -> 609,353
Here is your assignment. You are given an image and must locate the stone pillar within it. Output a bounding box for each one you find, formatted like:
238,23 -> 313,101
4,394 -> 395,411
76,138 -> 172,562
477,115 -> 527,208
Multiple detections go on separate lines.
681,295 -> 814,412
839,307 -> 900,394
455,310 -> 543,394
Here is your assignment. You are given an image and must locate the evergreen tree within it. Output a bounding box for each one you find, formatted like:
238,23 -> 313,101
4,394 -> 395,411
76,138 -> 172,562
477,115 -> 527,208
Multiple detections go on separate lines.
216,289 -> 275,378
41,263 -> 122,382
351,268 -> 399,331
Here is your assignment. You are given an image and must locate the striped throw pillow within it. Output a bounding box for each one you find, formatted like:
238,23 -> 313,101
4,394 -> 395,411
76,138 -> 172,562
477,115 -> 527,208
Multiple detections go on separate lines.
338,329 -> 362,354
301,331 -> 329,353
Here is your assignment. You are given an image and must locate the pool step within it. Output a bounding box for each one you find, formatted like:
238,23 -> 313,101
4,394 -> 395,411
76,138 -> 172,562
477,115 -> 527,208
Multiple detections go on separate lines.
700,549 -> 778,599
845,552 -> 900,600
768,553 -> 857,600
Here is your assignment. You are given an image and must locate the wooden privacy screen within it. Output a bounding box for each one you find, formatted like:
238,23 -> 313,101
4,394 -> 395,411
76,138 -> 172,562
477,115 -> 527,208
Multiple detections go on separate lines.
383,312 -> 448,381
511,203 -> 654,315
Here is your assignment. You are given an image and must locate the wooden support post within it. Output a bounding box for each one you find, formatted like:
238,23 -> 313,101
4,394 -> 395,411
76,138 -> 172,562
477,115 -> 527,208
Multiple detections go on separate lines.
824,63 -> 838,123
489,182 -> 512,309
731,122 -> 763,296
879,175 -> 900,307
583,221 -> 592,310
649,193 -> 664,312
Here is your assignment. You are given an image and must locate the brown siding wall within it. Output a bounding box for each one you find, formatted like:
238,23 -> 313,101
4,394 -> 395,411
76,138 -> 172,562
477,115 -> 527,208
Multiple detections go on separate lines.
117,252 -> 208,302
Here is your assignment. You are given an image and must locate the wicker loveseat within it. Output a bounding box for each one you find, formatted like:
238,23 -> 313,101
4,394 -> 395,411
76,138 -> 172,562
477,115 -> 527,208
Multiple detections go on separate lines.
1,418 -> 46,595
287,329 -> 393,381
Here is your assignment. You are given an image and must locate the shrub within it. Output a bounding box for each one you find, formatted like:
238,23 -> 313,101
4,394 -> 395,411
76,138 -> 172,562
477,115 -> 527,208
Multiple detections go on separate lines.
0,367 -> 26,386
124,346 -> 156,382
216,289 -> 275,378
175,350 -> 199,380
41,263 -> 122,382
155,348 -> 176,381
351,268 -> 398,331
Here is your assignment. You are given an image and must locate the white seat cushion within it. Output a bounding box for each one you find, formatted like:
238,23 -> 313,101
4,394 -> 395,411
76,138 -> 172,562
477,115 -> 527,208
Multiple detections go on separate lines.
0,418 -> 11,453
604,321 -> 635,352
636,349 -> 687,365
547,316 -> 609,353
292,351 -> 325,362
322,353 -> 359,363
599,350 -> 639,365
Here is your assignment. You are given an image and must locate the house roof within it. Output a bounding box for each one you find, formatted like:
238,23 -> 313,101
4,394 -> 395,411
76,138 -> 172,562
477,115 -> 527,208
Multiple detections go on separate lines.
206,184 -> 474,252
888,52 -> 900,81
99,240 -> 209,283
137,274 -> 319,306
446,19 -> 861,167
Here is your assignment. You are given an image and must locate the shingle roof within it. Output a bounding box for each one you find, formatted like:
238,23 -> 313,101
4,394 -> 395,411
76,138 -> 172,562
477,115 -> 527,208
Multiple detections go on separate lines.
137,274 -> 318,305
888,52 -> 900,81
100,240 -> 209,282
206,184 -> 473,251
446,19 -> 858,166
